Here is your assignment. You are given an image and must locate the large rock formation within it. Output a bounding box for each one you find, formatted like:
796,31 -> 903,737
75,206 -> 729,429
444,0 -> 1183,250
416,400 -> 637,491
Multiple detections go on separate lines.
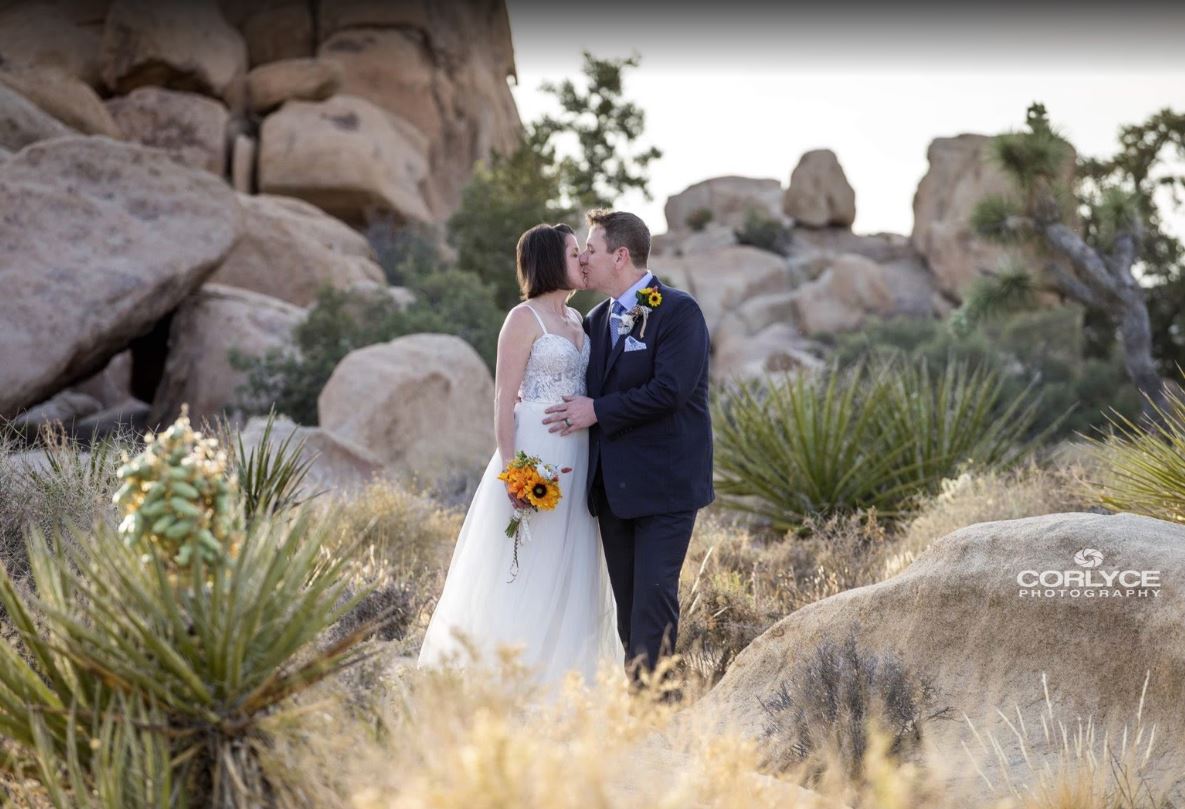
0,82 -> 75,151
0,137 -> 243,419
0,2 -> 107,87
101,0 -> 248,101
220,0 -> 314,67
258,94 -> 432,225
660,246 -> 800,338
105,87 -> 230,175
0,66 -> 122,138
210,194 -> 385,306
312,0 -> 522,217
245,57 -> 342,114
1,0 -> 521,226
663,176 -> 785,240
695,513 -> 1185,799
150,284 -> 304,425
912,134 -> 1075,302
318,334 -> 495,481
782,149 -> 856,228
787,253 -> 937,336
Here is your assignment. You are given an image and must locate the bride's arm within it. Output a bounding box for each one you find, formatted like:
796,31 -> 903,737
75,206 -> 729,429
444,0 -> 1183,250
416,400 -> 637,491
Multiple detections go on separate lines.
494,306 -> 538,467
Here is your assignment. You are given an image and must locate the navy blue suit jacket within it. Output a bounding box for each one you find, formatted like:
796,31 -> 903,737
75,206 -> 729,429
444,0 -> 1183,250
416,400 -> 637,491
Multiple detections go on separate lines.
585,279 -> 714,519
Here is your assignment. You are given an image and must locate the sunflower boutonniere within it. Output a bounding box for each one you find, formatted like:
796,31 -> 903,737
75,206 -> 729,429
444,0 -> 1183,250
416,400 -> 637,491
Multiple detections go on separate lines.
618,284 -> 664,339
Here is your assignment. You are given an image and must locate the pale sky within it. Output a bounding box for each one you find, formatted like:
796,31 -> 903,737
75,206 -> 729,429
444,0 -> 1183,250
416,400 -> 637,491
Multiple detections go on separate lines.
507,3 -> 1185,239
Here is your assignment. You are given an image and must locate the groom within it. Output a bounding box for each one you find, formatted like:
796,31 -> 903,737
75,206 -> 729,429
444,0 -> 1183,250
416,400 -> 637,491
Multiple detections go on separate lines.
543,209 -> 714,681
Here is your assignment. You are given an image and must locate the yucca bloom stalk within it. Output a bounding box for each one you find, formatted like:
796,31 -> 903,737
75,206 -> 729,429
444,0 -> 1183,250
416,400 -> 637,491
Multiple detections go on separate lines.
0,412 -> 380,808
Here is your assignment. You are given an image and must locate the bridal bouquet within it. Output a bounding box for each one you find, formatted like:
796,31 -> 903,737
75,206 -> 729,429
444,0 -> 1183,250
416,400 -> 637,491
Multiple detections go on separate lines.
497,451 -> 570,581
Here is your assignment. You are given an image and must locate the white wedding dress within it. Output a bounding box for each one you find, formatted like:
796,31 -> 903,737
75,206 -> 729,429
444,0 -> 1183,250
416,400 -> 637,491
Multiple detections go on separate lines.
417,304 -> 621,685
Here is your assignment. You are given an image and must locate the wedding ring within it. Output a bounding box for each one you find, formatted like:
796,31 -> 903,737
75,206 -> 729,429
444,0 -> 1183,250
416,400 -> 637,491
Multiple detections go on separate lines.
564,418 -> 572,427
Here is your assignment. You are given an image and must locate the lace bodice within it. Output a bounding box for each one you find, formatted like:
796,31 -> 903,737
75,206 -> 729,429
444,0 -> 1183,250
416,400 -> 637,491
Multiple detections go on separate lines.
517,305 -> 590,404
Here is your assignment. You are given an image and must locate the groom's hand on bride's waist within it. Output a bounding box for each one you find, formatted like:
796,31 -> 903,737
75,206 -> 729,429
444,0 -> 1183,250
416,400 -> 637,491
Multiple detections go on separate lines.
543,395 -> 597,436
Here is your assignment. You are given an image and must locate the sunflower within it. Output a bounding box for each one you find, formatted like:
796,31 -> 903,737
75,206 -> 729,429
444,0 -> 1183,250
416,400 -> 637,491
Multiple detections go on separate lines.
525,476 -> 561,510
647,290 -> 662,307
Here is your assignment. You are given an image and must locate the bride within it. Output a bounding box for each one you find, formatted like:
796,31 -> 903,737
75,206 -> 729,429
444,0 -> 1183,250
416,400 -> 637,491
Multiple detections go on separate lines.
417,223 -> 621,685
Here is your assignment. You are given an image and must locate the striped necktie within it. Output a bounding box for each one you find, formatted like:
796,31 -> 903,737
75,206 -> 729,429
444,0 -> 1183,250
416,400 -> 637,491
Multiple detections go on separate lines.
609,301 -> 627,349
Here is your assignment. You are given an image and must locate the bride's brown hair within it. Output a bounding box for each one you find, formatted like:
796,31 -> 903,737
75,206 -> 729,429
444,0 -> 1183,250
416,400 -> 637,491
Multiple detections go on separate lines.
516,223 -> 574,299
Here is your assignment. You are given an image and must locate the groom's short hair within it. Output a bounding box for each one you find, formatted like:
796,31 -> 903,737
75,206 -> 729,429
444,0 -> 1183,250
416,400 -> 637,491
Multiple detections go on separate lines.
587,209 -> 649,268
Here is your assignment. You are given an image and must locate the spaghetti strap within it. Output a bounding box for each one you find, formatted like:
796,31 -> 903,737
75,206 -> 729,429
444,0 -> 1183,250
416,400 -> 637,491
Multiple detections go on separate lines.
521,303 -> 548,334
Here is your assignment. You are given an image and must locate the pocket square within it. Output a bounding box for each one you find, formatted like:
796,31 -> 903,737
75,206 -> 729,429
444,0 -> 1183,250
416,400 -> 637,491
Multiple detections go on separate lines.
624,336 -> 648,352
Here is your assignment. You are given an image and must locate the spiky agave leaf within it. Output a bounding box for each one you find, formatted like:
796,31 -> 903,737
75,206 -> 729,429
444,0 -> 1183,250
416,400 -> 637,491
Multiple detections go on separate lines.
1082,372 -> 1185,523
711,357 -> 1043,531
231,408 -> 321,523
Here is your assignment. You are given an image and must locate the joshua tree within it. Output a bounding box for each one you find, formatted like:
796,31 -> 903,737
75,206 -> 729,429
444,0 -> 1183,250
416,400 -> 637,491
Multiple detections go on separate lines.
968,103 -> 1182,420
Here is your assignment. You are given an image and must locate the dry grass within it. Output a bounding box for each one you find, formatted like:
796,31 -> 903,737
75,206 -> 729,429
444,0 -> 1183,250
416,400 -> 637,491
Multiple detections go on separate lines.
316,481 -> 463,654
0,426 -> 130,580
676,460 -> 1093,689
251,649 -> 1177,809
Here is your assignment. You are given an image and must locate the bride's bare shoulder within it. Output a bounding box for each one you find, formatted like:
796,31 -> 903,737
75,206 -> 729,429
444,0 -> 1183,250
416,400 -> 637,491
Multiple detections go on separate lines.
500,303 -> 543,341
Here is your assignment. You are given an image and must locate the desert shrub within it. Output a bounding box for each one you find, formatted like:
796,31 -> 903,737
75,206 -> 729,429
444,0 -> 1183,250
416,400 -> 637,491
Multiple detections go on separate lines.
232,273 -> 503,426
831,308 -> 1142,441
712,356 -> 1041,531
1081,373 -> 1185,523
685,206 -> 713,232
0,415 -> 375,808
0,425 -> 129,580
760,634 -> 946,780
733,207 -> 791,255
318,481 -> 462,652
677,510 -> 890,685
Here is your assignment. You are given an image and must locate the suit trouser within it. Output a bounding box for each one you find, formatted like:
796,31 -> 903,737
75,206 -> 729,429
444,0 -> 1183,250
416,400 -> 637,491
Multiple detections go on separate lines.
591,470 -> 697,675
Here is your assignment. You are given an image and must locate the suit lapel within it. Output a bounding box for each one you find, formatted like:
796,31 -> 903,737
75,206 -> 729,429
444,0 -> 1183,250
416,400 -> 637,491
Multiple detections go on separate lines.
589,300 -> 611,386
603,277 -> 661,381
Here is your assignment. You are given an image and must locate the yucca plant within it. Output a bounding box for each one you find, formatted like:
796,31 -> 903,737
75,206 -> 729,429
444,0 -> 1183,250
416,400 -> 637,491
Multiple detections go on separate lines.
713,363 -> 912,529
873,359 -> 1044,491
712,357 -> 1042,531
230,409 -> 321,522
1082,373 -> 1185,523
0,413 -> 378,808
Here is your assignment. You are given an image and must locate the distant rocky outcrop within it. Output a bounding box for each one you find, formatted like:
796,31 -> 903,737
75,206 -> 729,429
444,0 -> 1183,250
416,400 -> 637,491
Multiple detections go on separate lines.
653,152 -> 946,382
911,134 -> 1076,302
782,148 -> 855,228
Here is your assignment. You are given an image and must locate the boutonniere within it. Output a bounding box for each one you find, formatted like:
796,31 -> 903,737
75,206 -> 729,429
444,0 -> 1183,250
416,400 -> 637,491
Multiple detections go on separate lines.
617,285 -> 663,339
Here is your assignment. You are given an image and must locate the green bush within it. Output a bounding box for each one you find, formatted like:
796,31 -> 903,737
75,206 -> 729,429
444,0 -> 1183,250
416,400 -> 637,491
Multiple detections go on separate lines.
829,308 -> 1141,441
734,207 -> 791,255
447,144 -> 573,310
0,416 -> 375,807
711,357 -> 1041,531
685,207 -> 713,232
232,270 -> 504,426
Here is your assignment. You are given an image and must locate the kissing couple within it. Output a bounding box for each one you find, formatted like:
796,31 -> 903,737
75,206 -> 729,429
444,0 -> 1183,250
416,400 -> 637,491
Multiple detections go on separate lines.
418,209 -> 714,688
